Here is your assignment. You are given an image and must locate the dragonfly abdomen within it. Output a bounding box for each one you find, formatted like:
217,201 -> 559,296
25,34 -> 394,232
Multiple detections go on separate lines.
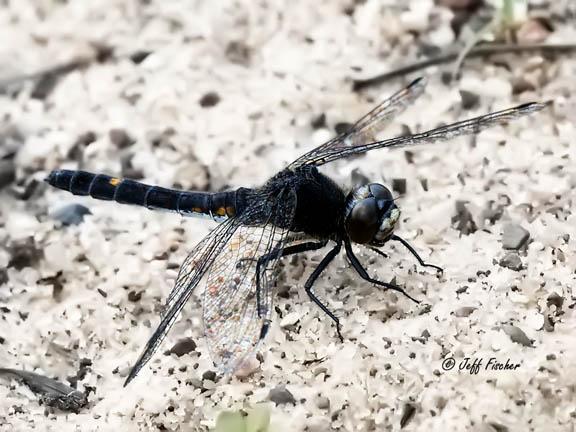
46,170 -> 243,220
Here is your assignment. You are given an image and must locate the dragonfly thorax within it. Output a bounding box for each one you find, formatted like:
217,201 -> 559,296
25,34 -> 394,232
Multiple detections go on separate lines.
344,183 -> 399,245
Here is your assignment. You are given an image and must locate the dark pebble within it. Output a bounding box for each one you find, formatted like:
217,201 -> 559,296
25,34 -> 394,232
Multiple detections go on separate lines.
502,324 -> 533,347
51,203 -> 91,226
499,253 -> 522,271
0,159 -> 16,189
543,315 -> 555,332
502,223 -> 530,250
268,385 -> 296,405
454,306 -> 476,317
202,370 -> 217,382
225,41 -> 251,65
129,50 -> 152,64
310,113 -> 326,129
120,153 -> 144,179
459,89 -> 480,110
546,292 -> 564,309
452,201 -> 477,235
392,178 -> 407,195
400,403 -> 417,428
109,129 -> 135,149
199,92 -> 220,108
68,131 -> 97,160
31,73 -> 60,100
334,122 -> 353,135
166,337 -> 197,357
0,269 -> 7,285
127,291 -> 142,302
487,422 -> 509,432
8,237 -> 43,270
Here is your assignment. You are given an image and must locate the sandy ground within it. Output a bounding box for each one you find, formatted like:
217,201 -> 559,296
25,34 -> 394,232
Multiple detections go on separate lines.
0,0 -> 575,431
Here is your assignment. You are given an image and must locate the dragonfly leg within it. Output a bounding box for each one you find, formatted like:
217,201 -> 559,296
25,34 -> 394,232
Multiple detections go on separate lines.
254,241 -> 328,318
345,240 -> 420,304
303,241 -> 344,342
367,246 -> 388,259
390,235 -> 443,273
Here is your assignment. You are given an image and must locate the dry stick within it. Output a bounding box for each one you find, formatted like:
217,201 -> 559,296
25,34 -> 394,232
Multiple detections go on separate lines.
0,45 -> 119,93
352,43 -> 576,91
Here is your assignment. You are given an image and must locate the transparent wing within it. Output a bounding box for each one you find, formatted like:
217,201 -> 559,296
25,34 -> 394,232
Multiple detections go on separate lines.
291,102 -> 547,167
124,216 -> 241,386
289,77 -> 427,168
203,188 -> 296,374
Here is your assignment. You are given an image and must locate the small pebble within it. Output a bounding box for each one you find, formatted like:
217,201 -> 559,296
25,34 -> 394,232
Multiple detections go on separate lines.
334,122 -> 353,135
166,338 -> 196,357
109,129 -> 135,149
400,403 -> 417,429
452,201 -> 477,235
459,90 -> 480,110
310,113 -> 326,129
502,224 -> 530,250
543,315 -> 555,332
546,292 -> 564,309
499,253 -> 522,271
127,291 -> 142,302
501,324 -> 533,347
51,203 -> 91,226
268,385 -> 296,405
199,92 -> 220,108
8,238 -> 43,270
202,370 -> 217,382
0,159 -> 16,189
129,50 -> 152,64
392,178 -> 407,195
316,396 -> 330,410
454,306 -> 477,317
225,41 -> 251,65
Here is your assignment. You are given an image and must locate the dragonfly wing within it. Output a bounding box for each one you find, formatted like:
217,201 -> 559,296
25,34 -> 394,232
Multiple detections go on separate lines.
124,216 -> 241,386
293,102 -> 547,167
203,187 -> 297,374
289,77 -> 426,168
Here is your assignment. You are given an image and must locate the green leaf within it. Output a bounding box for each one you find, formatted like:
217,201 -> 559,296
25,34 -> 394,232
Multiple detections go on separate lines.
214,411 -> 246,432
245,404 -> 271,432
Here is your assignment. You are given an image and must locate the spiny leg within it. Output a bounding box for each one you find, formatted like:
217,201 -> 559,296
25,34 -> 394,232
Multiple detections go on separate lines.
344,240 -> 420,304
390,235 -> 443,273
254,241 -> 328,317
303,241 -> 344,342
368,246 -> 388,259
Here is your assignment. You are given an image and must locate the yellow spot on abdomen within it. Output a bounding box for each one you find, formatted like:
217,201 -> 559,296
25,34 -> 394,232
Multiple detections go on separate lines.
109,177 -> 121,186
192,207 -> 204,213
215,207 -> 226,217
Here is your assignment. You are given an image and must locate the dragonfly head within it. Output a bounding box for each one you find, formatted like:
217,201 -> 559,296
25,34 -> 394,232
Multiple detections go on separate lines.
344,183 -> 400,245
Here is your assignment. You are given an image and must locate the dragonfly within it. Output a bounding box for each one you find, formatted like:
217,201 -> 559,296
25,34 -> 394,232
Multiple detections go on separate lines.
45,77 -> 546,385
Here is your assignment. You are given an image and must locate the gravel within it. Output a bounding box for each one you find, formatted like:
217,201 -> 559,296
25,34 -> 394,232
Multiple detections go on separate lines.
499,252 -> 523,271
502,223 -> 531,250
0,1 -> 575,431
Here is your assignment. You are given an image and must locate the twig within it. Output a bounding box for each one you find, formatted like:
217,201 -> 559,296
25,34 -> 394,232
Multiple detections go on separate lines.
352,43 -> 576,91
0,57 -> 94,91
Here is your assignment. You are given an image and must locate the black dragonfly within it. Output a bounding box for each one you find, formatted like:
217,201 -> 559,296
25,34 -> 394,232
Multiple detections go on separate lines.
46,77 -> 546,385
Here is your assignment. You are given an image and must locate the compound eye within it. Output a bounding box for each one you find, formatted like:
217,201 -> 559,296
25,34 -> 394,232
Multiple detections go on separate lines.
368,183 -> 393,212
346,198 -> 379,244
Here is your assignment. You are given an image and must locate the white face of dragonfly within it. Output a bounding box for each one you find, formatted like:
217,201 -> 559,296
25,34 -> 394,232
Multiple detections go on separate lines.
344,183 -> 399,245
